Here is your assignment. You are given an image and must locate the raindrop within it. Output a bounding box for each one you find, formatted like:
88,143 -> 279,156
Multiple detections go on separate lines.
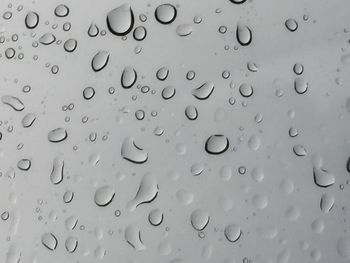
293,145 -> 307,156
25,11 -> 39,29
83,87 -> 95,100
48,128 -> 67,143
293,63 -> 304,75
65,236 -> 78,253
205,135 -> 229,155
88,23 -> 99,37
125,225 -> 146,251
39,33 -> 56,45
91,51 -> 109,72
294,77 -> 308,94
121,137 -> 148,164
236,24 -> 252,46
192,81 -> 215,100
156,67 -> 169,81
185,105 -> 198,120
94,185 -> 115,207
224,224 -> 242,242
313,167 -> 335,188
148,209 -> 164,226
63,39 -> 77,52
285,18 -> 298,32
22,113 -> 36,128
191,208 -> 210,231
155,4 -> 177,25
121,66 -> 137,88
2,95 -> 24,111
239,83 -> 253,97
17,159 -> 31,171
50,157 -> 64,184
5,48 -> 15,59
107,4 -> 134,36
320,193 -> 334,213
162,86 -> 176,100
176,24 -> 193,36
54,4 -> 69,17
41,233 -> 58,251
229,0 -> 247,3
133,26 -> 147,41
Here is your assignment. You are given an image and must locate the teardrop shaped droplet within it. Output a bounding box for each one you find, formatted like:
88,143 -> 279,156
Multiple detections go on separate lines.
121,137 -> 148,164
127,173 -> 158,211
190,208 -> 210,231
91,51 -> 110,72
48,128 -> 68,143
192,81 -> 215,100
236,24 -> 252,46
88,23 -> 99,37
63,38 -> 77,53
205,135 -> 229,155
41,233 -> 58,251
224,224 -> 242,242
107,3 -> 134,36
94,185 -> 115,207
156,67 -> 169,81
121,66 -> 137,88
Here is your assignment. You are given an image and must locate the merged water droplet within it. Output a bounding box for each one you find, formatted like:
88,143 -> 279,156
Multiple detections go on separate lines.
107,4 -> 134,36
121,137 -> 148,164
125,225 -> 146,251
127,173 -> 158,211
205,135 -> 229,155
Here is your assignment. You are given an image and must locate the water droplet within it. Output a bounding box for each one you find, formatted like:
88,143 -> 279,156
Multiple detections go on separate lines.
91,51 -> 110,72
107,4 -> 134,36
88,23 -> 99,37
224,224 -> 242,242
54,4 -> 69,17
148,208 -> 164,226
25,11 -> 39,29
156,67 -> 169,81
192,81 -> 215,100
127,173 -> 158,211
285,18 -> 298,32
83,87 -> 95,100
176,24 -> 193,37
63,39 -> 77,53
121,137 -> 148,164
2,95 -> 24,111
185,105 -> 198,120
39,33 -> 56,45
94,185 -> 115,207
41,233 -> 58,251
133,26 -> 147,41
294,77 -> 308,94
229,0 -> 247,4
50,157 -> 64,184
162,86 -> 176,100
320,193 -> 334,213
125,225 -> 146,251
17,159 -> 31,171
155,4 -> 177,25
65,236 -> 78,253
205,135 -> 229,155
121,66 -> 137,88
293,145 -> 307,156
191,208 -> 210,231
236,24 -> 252,46
239,83 -> 253,97
48,128 -> 68,143
293,63 -> 304,75
313,167 -> 335,188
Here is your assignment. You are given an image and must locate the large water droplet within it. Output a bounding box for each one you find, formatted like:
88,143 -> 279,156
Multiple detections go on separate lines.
41,233 -> 58,251
121,137 -> 148,164
224,224 -> 242,242
125,225 -> 146,251
50,157 -> 64,184
205,135 -> 229,155
191,208 -> 210,231
2,95 -> 24,111
236,24 -> 252,46
65,236 -> 78,253
185,105 -> 198,120
294,77 -> 308,94
313,167 -> 335,188
192,81 -> 215,100
25,11 -> 39,29
121,66 -> 137,88
107,3 -> 134,36
48,128 -> 68,143
285,18 -> 298,32
91,51 -> 110,72
54,4 -> 69,17
39,33 -> 56,45
155,4 -> 177,25
94,185 -> 115,207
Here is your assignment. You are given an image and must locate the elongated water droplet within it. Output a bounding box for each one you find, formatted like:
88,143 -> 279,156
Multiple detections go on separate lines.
107,3 -> 134,36
50,157 -> 64,184
293,145 -> 307,156
21,112 -> 36,128
2,95 -> 24,111
48,128 -> 67,143
205,135 -> 229,155
41,233 -> 58,251
191,208 -> 210,231
25,11 -> 39,29
176,24 -> 193,36
192,81 -> 215,100
127,173 -> 158,211
320,193 -> 334,213
91,51 -> 109,72
155,4 -> 177,24
94,185 -> 115,207
121,137 -> 148,164
294,77 -> 308,94
121,66 -> 137,88
236,24 -> 252,46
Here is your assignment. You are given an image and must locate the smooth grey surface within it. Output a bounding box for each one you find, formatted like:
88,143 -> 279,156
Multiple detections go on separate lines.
1,0 -> 350,262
